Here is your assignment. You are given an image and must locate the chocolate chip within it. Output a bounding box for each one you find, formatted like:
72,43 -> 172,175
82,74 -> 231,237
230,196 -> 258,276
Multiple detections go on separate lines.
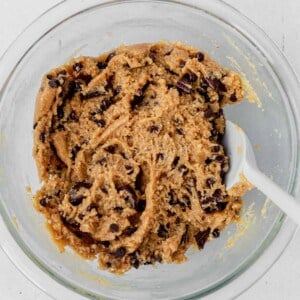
166,68 -> 178,76
205,78 -> 227,93
212,228 -> 220,238
197,191 -> 202,200
180,225 -> 189,245
106,262 -> 112,268
172,156 -> 180,168
95,119 -> 106,128
216,201 -> 228,211
206,177 -> 216,187
72,182 -> 92,191
79,74 -> 93,84
176,128 -> 184,135
135,168 -> 145,194
130,82 -> 150,110
213,189 -> 223,201
58,70 -> 67,75
230,92 -> 237,102
179,61 -> 186,68
71,145 -> 81,161
204,106 -> 213,118
149,50 -> 157,61
149,125 -> 160,133
182,72 -> 197,83
112,85 -> 121,96
101,241 -> 110,248
210,128 -> 218,138
63,81 -> 78,100
110,223 -> 119,233
194,228 -> 210,249
130,253 -> 140,269
118,185 -> 137,208
165,49 -> 173,56
123,226 -> 137,236
212,145 -> 220,152
166,210 -> 176,217
48,79 -> 60,88
96,61 -> 107,70
178,164 -> 188,175
217,132 -> 224,143
80,89 -> 103,100
125,165 -> 134,175
56,104 -> 64,119
105,52 -> 116,64
69,194 -> 84,206
128,214 -> 139,226
78,213 -> 85,220
65,219 -> 80,230
157,224 -> 169,238
200,80 -> 209,90
168,189 -> 178,206
114,247 -> 126,258
56,124 -> 65,131
105,75 -> 114,92
39,132 -> 45,143
73,62 -> 82,72
135,200 -> 146,212
75,231 -> 95,244
202,196 -> 228,213
216,108 -> 224,118
215,155 -> 225,163
156,153 -> 164,161
39,197 -> 48,207
196,52 -> 205,62
198,197 -> 215,207
176,80 -> 191,94
33,122 -> 37,130
98,98 -> 115,113
74,81 -> 82,92
205,158 -> 213,164
46,74 -> 53,80
201,92 -> 211,103
100,184 -> 108,194
104,145 -> 116,154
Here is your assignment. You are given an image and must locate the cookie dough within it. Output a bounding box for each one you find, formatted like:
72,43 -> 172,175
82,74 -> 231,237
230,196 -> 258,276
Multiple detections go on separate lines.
33,42 -> 244,274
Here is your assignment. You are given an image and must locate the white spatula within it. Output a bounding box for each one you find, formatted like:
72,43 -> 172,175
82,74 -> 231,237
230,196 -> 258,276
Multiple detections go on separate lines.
224,120 -> 300,225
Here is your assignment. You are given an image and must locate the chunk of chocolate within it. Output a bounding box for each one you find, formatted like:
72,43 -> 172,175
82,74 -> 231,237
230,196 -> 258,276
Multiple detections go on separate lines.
194,228 -> 210,249
196,52 -> 204,62
110,223 -> 119,233
176,80 -> 191,94
114,247 -> 126,258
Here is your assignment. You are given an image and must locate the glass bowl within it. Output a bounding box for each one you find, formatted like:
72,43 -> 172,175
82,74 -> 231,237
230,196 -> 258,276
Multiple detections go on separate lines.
0,0 -> 299,299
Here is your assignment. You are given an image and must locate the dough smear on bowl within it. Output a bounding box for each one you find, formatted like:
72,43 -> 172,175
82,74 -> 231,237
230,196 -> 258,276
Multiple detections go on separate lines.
33,41 -> 245,273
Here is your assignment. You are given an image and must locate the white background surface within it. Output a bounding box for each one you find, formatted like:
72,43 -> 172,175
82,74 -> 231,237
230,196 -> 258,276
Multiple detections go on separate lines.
0,0 -> 299,299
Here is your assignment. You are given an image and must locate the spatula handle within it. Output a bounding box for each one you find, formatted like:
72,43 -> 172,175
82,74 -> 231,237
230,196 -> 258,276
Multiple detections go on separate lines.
244,164 -> 300,226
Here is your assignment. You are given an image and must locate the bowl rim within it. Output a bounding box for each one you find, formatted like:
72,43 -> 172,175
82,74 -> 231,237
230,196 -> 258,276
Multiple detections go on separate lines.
0,0 -> 299,299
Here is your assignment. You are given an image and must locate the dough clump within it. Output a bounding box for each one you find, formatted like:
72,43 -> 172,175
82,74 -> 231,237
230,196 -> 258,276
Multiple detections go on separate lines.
33,42 -> 244,273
